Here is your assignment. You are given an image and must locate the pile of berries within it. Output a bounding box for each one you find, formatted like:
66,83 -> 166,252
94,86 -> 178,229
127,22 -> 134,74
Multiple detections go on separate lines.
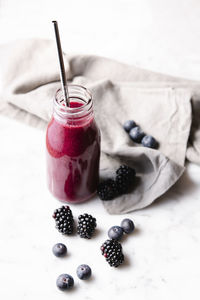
56,264 -> 92,291
52,206 -> 135,291
97,165 -> 136,201
101,218 -> 135,267
52,206 -> 96,291
123,120 -> 158,149
53,206 -> 96,239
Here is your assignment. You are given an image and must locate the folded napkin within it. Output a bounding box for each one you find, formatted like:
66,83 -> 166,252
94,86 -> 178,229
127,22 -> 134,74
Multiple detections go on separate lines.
0,39 -> 200,214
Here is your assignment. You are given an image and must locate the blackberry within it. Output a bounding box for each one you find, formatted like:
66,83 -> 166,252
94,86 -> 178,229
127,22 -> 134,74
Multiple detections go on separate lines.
52,206 -> 74,235
77,213 -> 97,239
97,179 -> 118,200
100,239 -> 124,267
116,165 -> 136,194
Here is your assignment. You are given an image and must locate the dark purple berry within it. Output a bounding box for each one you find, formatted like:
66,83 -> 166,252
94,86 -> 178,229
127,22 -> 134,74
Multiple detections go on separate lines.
52,243 -> 67,257
129,126 -> 145,143
97,179 -> 118,200
52,206 -> 74,235
56,274 -> 74,290
76,264 -> 92,280
141,135 -> 157,149
77,213 -> 96,239
123,120 -> 137,132
116,165 -> 136,194
121,219 -> 135,234
108,226 -> 124,241
100,239 -> 124,267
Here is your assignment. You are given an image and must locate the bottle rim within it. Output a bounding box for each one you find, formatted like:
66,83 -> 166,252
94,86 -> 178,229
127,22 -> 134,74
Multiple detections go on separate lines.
54,84 -> 92,117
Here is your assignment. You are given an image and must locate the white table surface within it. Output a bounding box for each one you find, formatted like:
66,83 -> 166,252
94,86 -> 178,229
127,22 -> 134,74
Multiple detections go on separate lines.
0,1 -> 200,299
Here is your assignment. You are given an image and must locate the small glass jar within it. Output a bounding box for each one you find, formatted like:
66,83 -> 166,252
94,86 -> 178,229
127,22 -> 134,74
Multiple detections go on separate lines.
46,84 -> 101,203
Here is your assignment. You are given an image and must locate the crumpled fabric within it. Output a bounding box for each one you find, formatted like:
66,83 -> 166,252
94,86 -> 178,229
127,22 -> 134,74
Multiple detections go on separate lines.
0,39 -> 200,213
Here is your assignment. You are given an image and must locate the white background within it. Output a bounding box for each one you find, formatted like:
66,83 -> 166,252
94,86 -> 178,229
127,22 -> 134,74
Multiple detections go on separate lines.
1,0 -> 200,80
0,1 -> 200,299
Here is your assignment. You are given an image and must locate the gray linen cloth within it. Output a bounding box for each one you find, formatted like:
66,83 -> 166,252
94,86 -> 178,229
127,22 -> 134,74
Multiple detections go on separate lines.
0,39 -> 200,214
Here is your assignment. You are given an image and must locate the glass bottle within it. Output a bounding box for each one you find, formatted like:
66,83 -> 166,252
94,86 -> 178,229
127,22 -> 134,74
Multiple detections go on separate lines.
46,84 -> 101,203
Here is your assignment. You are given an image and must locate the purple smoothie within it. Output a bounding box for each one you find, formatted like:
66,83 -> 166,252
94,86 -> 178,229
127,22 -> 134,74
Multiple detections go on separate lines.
46,101 -> 100,203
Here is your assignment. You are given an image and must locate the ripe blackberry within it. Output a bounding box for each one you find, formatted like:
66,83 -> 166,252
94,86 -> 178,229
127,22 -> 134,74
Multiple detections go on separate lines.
100,239 -> 124,267
116,165 -> 136,194
97,179 -> 118,200
77,213 -> 97,239
52,206 -> 74,235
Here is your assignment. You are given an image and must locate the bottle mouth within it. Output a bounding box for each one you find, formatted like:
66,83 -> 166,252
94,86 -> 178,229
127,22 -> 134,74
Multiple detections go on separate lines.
54,84 -> 92,116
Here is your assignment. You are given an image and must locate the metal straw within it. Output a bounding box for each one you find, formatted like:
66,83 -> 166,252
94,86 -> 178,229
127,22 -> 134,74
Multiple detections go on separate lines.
52,20 -> 69,107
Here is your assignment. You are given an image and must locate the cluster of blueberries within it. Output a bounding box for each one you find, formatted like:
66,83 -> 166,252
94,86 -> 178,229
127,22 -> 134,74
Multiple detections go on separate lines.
53,243 -> 92,291
108,218 -> 135,240
53,244 -> 92,290
53,238 -> 92,291
123,120 -> 158,149
100,218 -> 135,267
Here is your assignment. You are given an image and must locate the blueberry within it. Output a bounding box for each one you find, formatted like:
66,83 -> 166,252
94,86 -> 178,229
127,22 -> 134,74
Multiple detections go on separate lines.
121,219 -> 135,234
129,126 -> 145,143
56,274 -> 74,290
123,120 -> 137,132
108,226 -> 124,240
76,264 -> 92,280
52,243 -> 67,257
141,135 -> 157,149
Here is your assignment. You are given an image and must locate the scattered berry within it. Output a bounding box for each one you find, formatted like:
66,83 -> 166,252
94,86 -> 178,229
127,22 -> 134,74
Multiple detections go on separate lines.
116,165 -> 136,194
52,243 -> 67,257
123,120 -> 137,132
97,179 -> 118,200
100,239 -> 124,267
77,213 -> 97,239
129,126 -> 145,143
108,226 -> 124,241
56,274 -> 74,291
52,206 -> 74,235
141,135 -> 157,149
121,219 -> 135,234
76,264 -> 92,280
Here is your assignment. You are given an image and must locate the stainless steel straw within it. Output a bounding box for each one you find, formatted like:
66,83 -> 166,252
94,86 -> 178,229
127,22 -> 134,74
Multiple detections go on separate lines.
52,20 -> 69,107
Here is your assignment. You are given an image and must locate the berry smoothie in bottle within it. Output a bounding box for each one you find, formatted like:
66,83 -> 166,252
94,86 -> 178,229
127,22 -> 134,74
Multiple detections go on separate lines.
46,85 -> 100,203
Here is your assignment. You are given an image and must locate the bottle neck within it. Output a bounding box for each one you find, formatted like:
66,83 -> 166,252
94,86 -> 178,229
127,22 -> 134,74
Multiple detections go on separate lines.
53,85 -> 93,125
